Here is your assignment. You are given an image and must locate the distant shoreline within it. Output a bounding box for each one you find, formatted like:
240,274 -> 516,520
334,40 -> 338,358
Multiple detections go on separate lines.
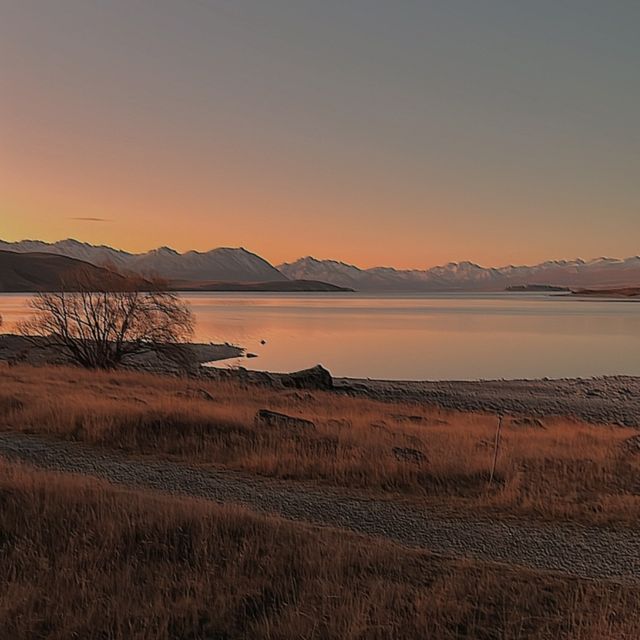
571,286 -> 640,298
171,279 -> 354,293
505,284 -> 570,292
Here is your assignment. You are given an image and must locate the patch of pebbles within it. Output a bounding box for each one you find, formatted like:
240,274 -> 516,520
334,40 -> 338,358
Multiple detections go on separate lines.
335,376 -> 640,427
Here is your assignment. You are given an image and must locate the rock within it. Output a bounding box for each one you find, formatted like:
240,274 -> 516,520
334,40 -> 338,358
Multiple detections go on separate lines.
281,365 -> 333,391
392,447 -> 426,464
391,413 -> 448,426
510,417 -> 545,429
255,409 -> 316,431
391,414 -> 426,424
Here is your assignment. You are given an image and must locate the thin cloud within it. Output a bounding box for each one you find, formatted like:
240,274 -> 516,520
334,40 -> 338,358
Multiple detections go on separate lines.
69,217 -> 112,223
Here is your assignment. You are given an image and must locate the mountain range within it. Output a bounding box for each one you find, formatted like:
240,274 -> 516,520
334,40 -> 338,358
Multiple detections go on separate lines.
278,256 -> 640,291
2,239 -> 639,291
0,239 -> 285,283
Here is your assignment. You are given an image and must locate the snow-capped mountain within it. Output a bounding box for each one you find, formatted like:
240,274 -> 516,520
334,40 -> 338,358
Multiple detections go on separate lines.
0,239 -> 287,283
278,256 -> 640,291
3,239 -> 639,290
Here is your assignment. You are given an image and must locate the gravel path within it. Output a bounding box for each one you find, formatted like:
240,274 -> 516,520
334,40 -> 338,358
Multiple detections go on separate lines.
1,431 -> 638,583
336,375 -> 640,426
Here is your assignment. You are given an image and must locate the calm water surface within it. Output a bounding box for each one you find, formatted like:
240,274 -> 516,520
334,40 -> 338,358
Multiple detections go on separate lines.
2,292 -> 640,380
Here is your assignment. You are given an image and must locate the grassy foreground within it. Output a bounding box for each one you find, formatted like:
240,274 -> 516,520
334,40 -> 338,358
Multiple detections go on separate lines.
1,364 -> 639,524
0,459 -> 638,640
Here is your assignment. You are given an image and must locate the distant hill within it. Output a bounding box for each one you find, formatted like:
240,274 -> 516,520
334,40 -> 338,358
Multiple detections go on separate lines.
175,279 -> 353,292
279,256 -> 640,291
572,287 -> 640,298
505,284 -> 570,292
0,239 -> 286,283
0,251 -> 121,292
0,250 -> 349,293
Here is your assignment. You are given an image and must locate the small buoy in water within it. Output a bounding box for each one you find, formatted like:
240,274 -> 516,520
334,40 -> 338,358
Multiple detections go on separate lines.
260,339 -> 267,345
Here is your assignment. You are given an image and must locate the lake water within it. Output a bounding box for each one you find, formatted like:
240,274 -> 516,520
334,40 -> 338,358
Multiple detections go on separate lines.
2,292 -> 640,380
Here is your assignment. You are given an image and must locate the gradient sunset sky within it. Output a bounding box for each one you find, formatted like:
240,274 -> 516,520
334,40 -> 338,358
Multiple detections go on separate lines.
1,1 -> 638,269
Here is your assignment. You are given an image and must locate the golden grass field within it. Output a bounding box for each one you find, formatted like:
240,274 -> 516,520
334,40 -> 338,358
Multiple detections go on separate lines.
0,458 -> 638,640
0,363 -> 639,525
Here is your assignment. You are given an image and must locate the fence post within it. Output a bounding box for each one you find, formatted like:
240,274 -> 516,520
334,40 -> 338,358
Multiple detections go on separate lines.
489,414 -> 504,487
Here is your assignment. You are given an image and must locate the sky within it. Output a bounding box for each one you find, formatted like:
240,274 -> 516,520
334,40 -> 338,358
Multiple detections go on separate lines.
1,0 -> 639,269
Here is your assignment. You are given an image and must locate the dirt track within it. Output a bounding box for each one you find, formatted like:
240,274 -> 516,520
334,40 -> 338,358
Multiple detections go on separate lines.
1,431 -> 638,583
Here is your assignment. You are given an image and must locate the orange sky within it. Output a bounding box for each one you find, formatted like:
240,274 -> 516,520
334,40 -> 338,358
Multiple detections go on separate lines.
1,2 -> 639,269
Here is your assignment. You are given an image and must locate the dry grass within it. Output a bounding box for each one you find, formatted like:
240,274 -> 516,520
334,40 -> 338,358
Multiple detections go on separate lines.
1,363 -> 640,524
0,458 -> 638,640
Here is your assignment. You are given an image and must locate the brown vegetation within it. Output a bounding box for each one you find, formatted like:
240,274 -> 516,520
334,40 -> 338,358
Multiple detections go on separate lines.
0,459 -> 638,639
1,363 -> 639,524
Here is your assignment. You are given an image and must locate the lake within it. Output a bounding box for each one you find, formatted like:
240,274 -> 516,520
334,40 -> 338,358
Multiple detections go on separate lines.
2,291 -> 640,380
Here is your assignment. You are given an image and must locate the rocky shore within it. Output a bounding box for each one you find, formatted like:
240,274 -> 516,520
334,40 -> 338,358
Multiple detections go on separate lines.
334,375 -> 640,427
206,364 -> 640,427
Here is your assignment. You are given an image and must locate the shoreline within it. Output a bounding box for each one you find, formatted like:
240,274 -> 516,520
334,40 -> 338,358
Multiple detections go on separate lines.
0,334 -> 243,374
333,375 -> 640,427
2,332 -> 639,426
204,364 -> 640,427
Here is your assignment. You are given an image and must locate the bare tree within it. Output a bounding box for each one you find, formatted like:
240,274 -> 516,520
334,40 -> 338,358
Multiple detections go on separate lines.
18,268 -> 194,369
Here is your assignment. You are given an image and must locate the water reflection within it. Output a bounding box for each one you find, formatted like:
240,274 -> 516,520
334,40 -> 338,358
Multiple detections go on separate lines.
2,292 -> 640,380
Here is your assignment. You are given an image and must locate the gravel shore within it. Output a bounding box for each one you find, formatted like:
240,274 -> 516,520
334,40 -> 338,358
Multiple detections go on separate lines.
1,431 -> 638,583
336,375 -> 640,427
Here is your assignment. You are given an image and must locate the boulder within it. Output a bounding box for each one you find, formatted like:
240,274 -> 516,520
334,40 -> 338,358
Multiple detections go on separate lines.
280,365 -> 333,391
391,414 -> 426,424
255,409 -> 316,430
